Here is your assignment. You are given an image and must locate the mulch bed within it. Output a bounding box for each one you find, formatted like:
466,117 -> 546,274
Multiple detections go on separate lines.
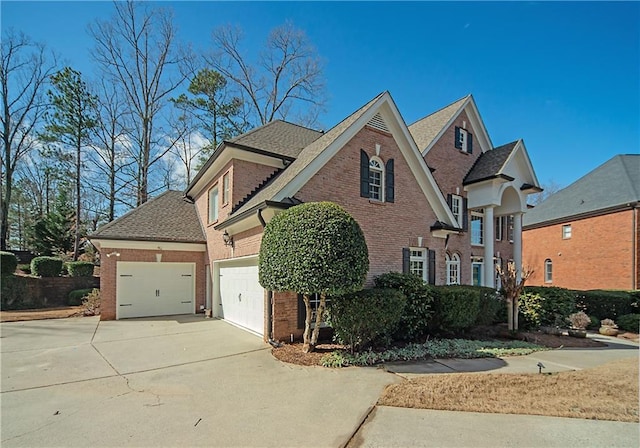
272,330 -> 637,367
0,306 -> 85,322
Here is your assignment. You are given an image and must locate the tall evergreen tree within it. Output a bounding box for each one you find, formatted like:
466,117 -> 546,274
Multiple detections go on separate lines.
39,67 -> 97,260
29,187 -> 74,256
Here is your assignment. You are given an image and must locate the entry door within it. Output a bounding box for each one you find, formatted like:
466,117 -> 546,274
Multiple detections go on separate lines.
117,262 -> 195,319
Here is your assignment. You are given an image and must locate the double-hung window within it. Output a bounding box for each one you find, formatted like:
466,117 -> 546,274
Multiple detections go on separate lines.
451,195 -> 462,227
562,224 -> 572,239
222,172 -> 230,205
545,259 -> 553,283
208,186 -> 219,223
446,253 -> 460,285
369,157 -> 384,201
496,216 -> 504,241
471,210 -> 484,246
409,248 -> 427,282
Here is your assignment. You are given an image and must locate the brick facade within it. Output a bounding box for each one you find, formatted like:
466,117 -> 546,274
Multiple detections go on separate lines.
100,248 -> 206,320
523,209 -> 639,290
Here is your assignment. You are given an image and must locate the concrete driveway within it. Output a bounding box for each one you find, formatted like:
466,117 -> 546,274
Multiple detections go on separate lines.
1,316 -> 396,447
2,317 -> 638,447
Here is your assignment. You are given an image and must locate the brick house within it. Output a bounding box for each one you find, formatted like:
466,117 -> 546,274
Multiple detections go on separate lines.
90,91 -> 541,341
523,154 -> 639,290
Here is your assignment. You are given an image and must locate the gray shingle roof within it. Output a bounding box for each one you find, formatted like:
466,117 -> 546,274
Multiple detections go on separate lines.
90,191 -> 205,243
228,120 -> 323,158
408,95 -> 469,151
524,154 -> 640,227
464,141 -> 518,185
227,92 -> 387,218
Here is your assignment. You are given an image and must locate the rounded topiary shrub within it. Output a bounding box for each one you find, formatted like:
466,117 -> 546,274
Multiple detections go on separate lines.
329,288 -> 405,353
1,251 -> 18,276
66,261 -> 94,277
31,256 -> 63,277
429,286 -> 482,333
617,314 -> 640,333
68,288 -> 93,306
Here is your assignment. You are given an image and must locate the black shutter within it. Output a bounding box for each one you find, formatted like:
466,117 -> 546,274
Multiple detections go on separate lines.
360,150 -> 370,198
297,294 -> 305,329
428,249 -> 436,285
402,248 -> 410,274
467,132 -> 473,154
454,127 -> 462,149
462,197 -> 469,231
385,158 -> 395,203
447,194 -> 452,209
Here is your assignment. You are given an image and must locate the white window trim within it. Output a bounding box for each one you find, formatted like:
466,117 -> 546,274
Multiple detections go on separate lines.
508,215 -> 514,243
496,216 -> 504,241
409,247 -> 427,282
451,194 -> 463,228
369,156 -> 385,202
545,259 -> 553,283
459,128 -> 468,153
446,253 -> 460,285
471,210 -> 484,246
308,293 -> 330,329
208,185 -> 219,223
222,172 -> 230,205
562,224 -> 572,239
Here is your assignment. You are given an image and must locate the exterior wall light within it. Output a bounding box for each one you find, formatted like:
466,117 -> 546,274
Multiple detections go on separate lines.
222,230 -> 234,247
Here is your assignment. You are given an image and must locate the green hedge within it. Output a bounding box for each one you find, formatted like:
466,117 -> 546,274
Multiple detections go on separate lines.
519,286 -> 577,329
17,264 -> 31,274
0,275 -> 35,310
31,256 -> 63,277
1,251 -> 18,276
329,288 -> 405,353
374,272 -> 434,341
429,286 -> 482,333
575,290 -> 638,321
68,289 -> 93,306
66,261 -> 94,277
617,314 -> 640,333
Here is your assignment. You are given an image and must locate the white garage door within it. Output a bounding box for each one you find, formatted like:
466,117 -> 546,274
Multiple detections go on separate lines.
116,262 -> 195,319
219,262 -> 264,336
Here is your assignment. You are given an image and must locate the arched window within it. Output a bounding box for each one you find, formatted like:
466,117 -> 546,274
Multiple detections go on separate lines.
369,156 -> 384,201
545,259 -> 553,283
446,253 -> 461,285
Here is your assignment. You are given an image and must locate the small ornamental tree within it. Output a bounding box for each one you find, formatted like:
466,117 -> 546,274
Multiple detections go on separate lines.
259,202 -> 369,352
497,261 -> 533,331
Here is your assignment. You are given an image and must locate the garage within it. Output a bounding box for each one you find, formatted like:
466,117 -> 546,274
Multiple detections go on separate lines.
218,259 -> 265,336
116,262 -> 196,319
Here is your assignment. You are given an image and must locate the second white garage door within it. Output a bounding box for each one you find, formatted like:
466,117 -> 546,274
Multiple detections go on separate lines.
219,262 -> 264,336
116,262 -> 195,319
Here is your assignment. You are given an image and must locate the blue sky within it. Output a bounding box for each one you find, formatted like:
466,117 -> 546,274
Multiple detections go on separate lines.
2,1 -> 638,189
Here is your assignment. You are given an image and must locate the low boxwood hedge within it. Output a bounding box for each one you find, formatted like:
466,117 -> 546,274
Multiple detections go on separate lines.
31,256 -> 63,277
68,289 -> 93,306
66,261 -> 94,277
1,251 -> 17,276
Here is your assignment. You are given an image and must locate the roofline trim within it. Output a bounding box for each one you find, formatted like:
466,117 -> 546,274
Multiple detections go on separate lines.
87,235 -> 207,244
463,173 -> 515,186
523,202 -> 639,230
213,200 -> 294,230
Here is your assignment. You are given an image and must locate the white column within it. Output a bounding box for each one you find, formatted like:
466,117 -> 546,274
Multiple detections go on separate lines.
513,212 -> 523,282
483,206 -> 495,288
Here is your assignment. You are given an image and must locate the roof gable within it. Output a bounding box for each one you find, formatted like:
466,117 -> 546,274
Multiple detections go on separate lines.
408,94 -> 492,155
524,154 -> 640,227
89,191 -> 205,243
464,140 -> 540,188
226,91 -> 458,228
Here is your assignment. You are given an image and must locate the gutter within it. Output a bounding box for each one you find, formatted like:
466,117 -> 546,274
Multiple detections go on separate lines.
213,200 -> 294,231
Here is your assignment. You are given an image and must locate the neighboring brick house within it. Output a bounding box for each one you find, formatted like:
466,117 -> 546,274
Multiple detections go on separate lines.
523,154 -> 640,291
90,91 -> 541,341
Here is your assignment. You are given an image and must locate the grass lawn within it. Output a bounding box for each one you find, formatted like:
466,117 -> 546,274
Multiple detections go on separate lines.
379,357 -> 639,422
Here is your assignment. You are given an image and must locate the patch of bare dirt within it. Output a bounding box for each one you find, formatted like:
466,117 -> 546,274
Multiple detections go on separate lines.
0,306 -> 85,322
513,331 -> 606,348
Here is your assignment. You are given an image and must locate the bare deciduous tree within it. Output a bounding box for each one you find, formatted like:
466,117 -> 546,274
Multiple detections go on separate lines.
497,261 -> 534,331
529,180 -> 563,206
1,30 -> 57,250
89,0 -> 193,206
208,21 -> 326,127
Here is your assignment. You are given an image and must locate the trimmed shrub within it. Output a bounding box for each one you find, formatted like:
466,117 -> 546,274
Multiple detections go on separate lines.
617,314 -> 640,333
519,286 -> 576,329
328,288 -> 405,353
66,261 -> 94,277
374,272 -> 434,341
587,315 -> 601,330
68,288 -> 93,306
0,275 -> 34,310
31,256 -> 63,277
429,286 -> 482,333
475,287 -> 505,326
575,290 -> 638,321
1,251 -> 18,276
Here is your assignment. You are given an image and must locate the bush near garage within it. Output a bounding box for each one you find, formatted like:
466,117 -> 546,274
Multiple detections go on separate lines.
328,288 -> 405,353
68,288 -> 94,306
1,251 -> 18,276
575,290 -> 638,321
66,261 -> 95,277
31,256 -> 63,277
374,272 -> 434,341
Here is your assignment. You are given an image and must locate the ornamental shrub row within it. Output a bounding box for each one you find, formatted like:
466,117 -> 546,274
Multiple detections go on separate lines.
31,257 -> 64,277
1,251 -> 18,276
